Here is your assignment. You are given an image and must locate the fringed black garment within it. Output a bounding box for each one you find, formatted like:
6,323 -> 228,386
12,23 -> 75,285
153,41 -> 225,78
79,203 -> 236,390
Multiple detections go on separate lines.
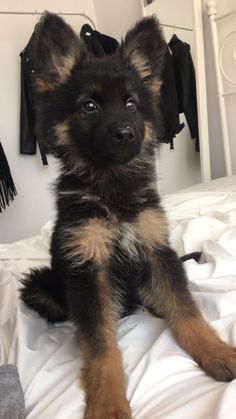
0,142 -> 17,212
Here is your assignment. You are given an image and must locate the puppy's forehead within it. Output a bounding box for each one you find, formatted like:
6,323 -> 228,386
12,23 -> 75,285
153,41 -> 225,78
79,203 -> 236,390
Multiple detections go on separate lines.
78,58 -> 139,97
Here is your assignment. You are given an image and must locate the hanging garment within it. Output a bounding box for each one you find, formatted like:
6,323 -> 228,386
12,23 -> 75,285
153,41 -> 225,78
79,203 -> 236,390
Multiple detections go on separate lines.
80,24 -> 119,57
159,47 -> 185,148
169,34 -> 199,151
19,32 -> 48,166
0,142 -> 17,212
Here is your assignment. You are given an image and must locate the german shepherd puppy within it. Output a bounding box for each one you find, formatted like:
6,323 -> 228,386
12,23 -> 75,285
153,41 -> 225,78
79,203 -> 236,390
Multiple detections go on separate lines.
21,12 -> 236,419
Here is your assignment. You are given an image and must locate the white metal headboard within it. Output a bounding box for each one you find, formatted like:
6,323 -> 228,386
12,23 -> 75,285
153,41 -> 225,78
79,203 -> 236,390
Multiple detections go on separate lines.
206,0 -> 235,176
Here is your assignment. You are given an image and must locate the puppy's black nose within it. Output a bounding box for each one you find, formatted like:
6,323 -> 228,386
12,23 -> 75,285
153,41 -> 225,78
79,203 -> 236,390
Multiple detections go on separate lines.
113,126 -> 135,144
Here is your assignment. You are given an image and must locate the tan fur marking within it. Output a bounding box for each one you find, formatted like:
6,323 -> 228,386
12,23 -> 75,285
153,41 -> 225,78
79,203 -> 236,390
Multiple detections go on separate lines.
78,270 -> 131,418
35,54 -> 76,92
148,79 -> 162,95
135,208 -> 168,249
54,120 -> 71,146
171,313 -> 221,359
119,223 -> 141,261
128,51 -> 162,97
83,344 -> 131,419
55,54 -> 76,82
144,121 -> 154,142
34,78 -> 55,92
64,219 -> 115,265
130,51 -> 151,79
97,269 -> 122,339
63,209 -> 167,265
170,309 -> 236,381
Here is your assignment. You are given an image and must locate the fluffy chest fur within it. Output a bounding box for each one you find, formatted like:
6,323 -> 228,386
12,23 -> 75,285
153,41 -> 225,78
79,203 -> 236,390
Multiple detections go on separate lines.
55,164 -> 168,268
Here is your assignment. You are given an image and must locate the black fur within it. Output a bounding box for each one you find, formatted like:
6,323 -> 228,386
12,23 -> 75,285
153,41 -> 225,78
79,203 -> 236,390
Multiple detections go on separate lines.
21,267 -> 68,322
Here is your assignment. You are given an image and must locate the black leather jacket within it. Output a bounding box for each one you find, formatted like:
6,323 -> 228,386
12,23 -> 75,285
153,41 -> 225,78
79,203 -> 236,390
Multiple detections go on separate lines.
159,47 -> 185,147
169,34 -> 199,151
20,32 -> 48,165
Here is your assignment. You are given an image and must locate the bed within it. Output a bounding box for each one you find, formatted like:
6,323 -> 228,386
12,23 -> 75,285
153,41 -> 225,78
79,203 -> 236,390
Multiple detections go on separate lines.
1,175 -> 236,419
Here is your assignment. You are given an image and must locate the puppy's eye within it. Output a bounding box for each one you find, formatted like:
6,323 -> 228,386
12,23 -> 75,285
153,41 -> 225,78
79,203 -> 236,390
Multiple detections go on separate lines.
82,99 -> 98,112
126,98 -> 137,112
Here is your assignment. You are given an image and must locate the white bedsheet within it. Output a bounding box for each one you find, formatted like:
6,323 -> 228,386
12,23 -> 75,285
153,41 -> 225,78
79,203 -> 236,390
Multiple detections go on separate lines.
1,176 -> 236,418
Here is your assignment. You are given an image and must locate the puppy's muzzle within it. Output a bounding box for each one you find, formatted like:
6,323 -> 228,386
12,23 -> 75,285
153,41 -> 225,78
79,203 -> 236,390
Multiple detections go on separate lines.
113,126 -> 135,146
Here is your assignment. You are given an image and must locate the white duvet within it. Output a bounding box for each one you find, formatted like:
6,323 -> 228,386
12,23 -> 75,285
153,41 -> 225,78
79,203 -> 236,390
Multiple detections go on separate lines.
1,176 -> 236,419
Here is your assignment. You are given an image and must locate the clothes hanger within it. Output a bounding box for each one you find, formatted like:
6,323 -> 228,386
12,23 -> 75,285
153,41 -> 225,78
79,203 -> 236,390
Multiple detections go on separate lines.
170,25 -> 180,42
81,23 -> 94,37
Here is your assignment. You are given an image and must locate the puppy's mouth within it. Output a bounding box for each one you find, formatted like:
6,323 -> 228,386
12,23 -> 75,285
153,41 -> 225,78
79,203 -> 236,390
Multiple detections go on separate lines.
83,144 -> 140,166
102,139 -> 141,166
89,152 -> 137,166
109,152 -> 137,165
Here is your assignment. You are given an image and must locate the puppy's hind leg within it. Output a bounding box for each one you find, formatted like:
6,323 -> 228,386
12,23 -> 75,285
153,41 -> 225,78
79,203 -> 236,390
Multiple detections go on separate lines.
20,267 -> 68,322
139,246 -> 236,382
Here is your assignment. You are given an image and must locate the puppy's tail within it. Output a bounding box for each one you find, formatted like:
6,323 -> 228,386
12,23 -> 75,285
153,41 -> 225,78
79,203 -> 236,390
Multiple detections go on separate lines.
180,252 -> 202,263
20,267 -> 68,323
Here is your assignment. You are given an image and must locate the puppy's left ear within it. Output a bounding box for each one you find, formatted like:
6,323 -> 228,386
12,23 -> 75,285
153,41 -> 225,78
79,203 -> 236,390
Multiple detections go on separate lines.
121,16 -> 167,95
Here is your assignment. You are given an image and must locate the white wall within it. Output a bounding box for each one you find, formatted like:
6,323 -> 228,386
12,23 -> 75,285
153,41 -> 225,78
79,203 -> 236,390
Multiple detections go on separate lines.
93,0 -> 142,41
0,0 -> 97,243
202,0 -> 236,178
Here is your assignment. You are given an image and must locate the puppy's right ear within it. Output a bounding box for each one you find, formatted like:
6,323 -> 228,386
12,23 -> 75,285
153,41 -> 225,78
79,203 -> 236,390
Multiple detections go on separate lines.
33,12 -> 87,92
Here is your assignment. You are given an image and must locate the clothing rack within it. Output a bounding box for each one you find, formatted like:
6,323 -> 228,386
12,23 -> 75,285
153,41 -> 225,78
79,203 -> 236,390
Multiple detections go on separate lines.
0,10 -> 96,29
161,23 -> 193,32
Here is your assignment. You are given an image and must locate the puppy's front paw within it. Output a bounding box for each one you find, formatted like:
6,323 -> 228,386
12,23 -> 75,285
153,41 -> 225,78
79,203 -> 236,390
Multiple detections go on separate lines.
84,399 -> 132,419
199,345 -> 236,382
